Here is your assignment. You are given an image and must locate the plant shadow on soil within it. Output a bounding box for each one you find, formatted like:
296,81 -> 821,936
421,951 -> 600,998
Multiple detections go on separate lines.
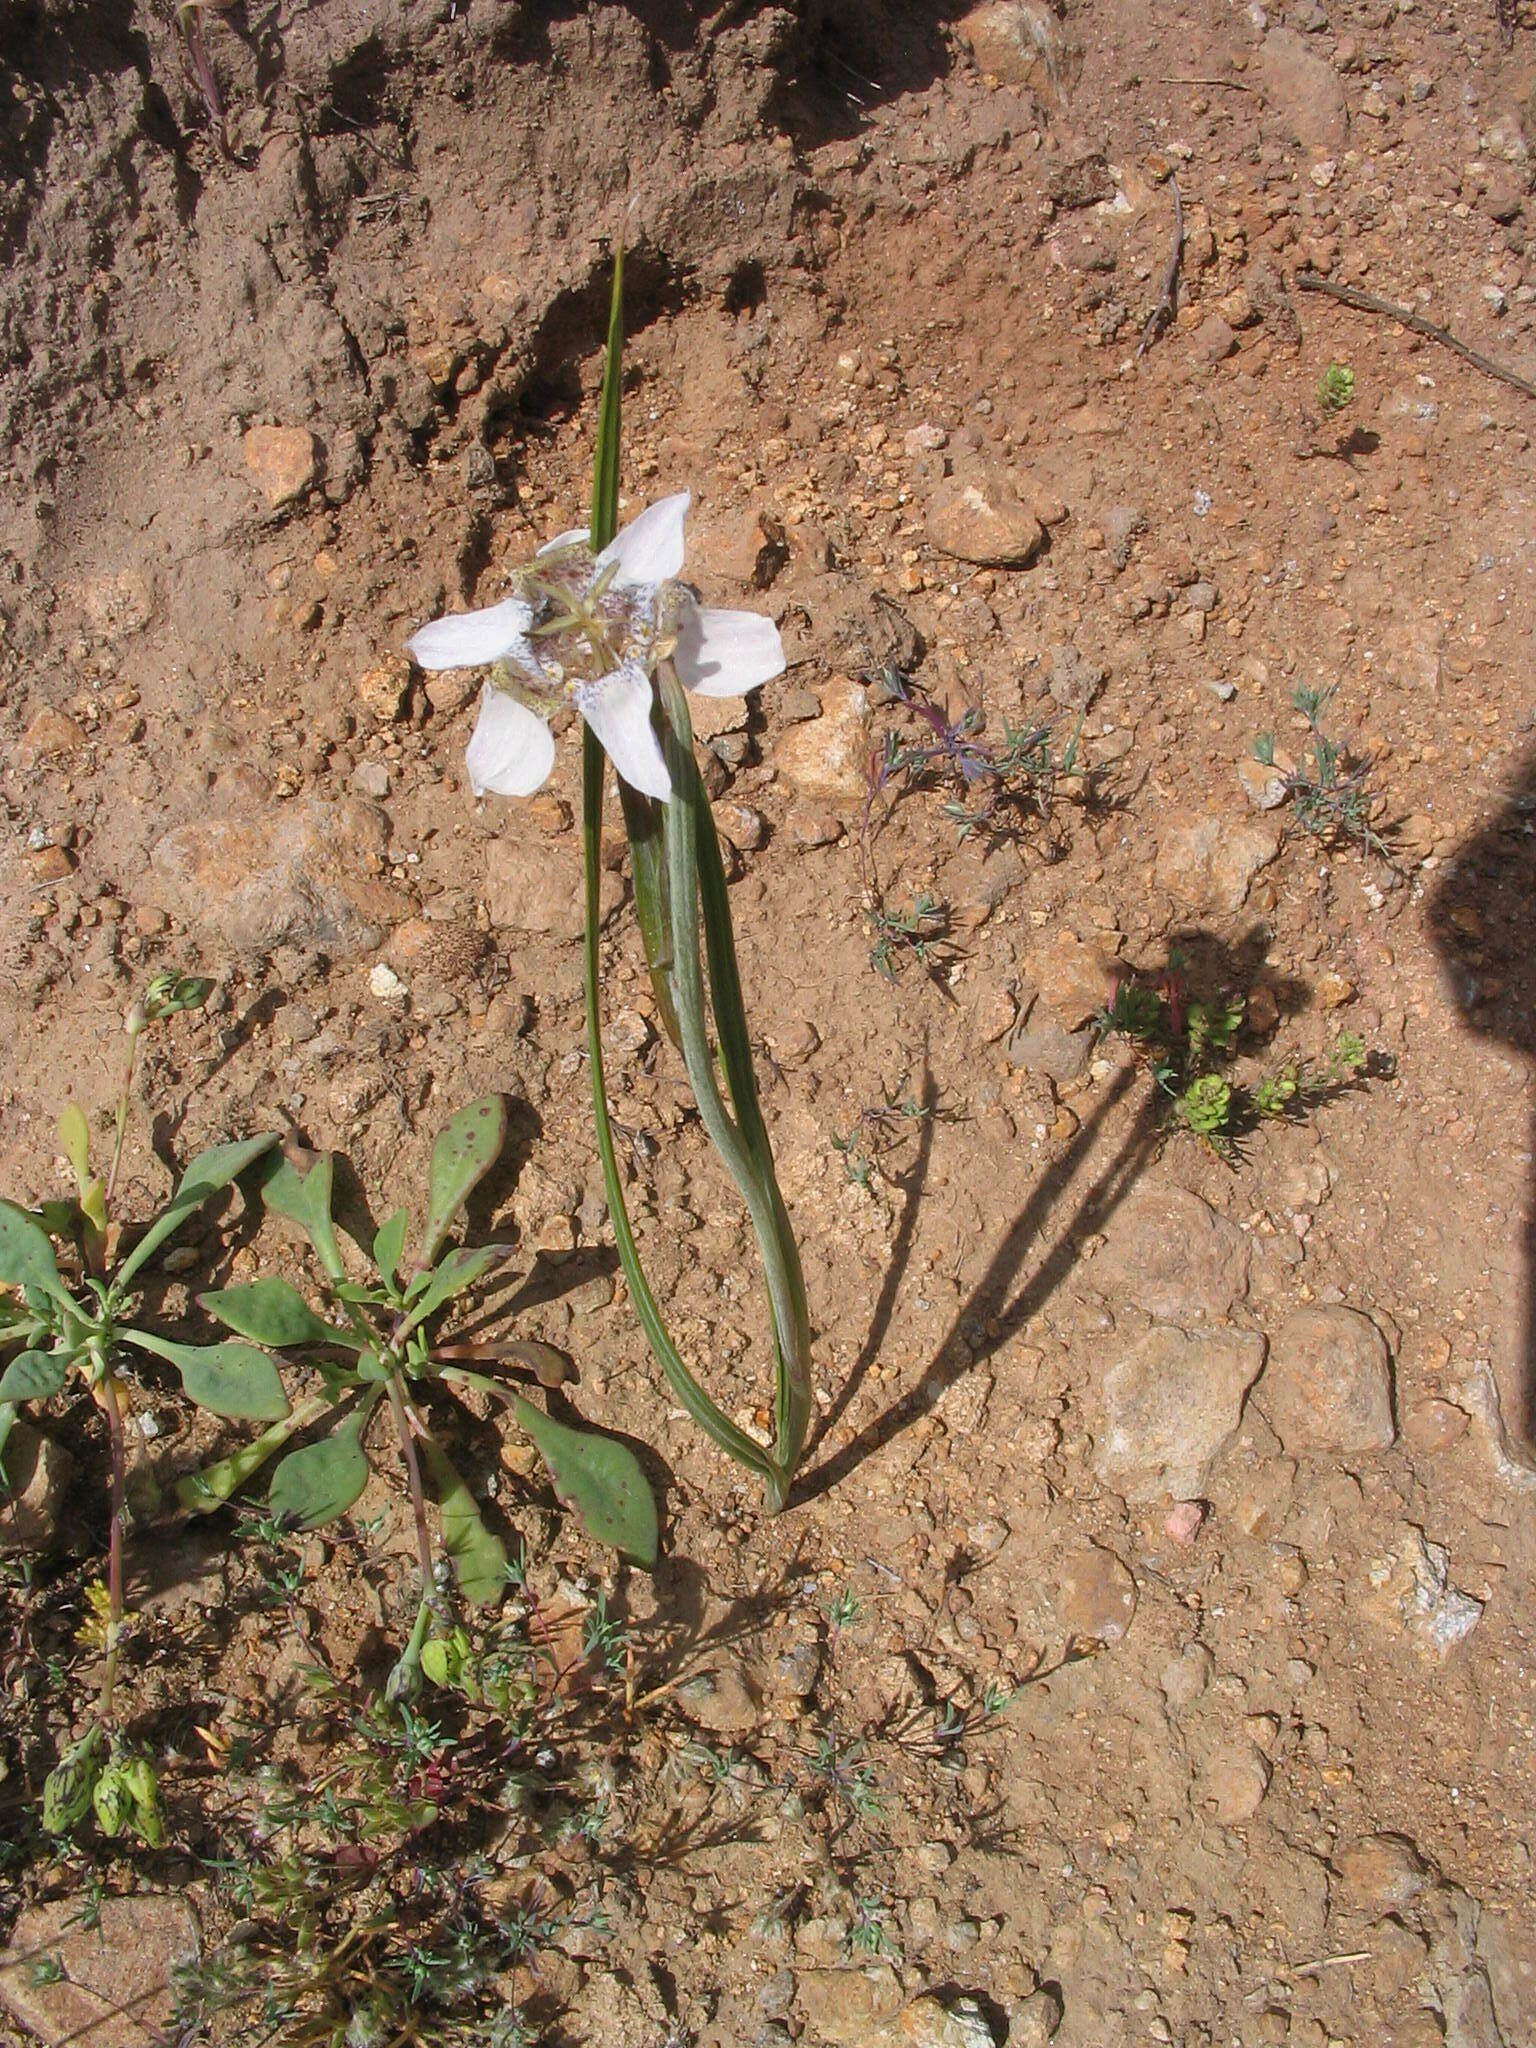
793,926 -> 1315,1504
1428,742 -> 1536,1447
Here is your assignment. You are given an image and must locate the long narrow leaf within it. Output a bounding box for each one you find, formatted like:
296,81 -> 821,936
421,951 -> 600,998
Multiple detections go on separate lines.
590,244 -> 625,551
117,1134 -> 278,1286
582,730 -> 780,1489
618,781 -> 682,1049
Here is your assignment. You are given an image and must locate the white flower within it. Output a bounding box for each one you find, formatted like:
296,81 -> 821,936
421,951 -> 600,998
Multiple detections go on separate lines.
405,491 -> 785,803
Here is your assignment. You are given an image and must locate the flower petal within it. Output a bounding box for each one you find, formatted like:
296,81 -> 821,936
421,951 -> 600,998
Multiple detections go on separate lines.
407,596 -> 534,672
465,686 -> 556,798
598,492 -> 690,590
536,527 -> 590,557
577,664 -> 671,801
675,600 -> 786,697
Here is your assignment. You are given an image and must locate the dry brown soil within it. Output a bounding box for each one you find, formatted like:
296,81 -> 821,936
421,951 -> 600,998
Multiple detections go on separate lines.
2,2 -> 1536,2045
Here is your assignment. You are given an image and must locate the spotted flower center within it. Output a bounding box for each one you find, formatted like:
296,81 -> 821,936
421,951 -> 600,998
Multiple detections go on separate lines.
504,544 -> 677,709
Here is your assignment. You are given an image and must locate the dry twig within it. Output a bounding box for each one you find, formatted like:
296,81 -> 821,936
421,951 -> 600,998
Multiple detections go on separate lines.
1295,270 -> 1536,404
1137,177 -> 1184,357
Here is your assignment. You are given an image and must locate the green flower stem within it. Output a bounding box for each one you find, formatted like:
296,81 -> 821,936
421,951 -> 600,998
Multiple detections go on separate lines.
176,1391 -> 334,1512
105,1016 -> 143,1212
654,666 -> 813,1499
95,1364 -> 129,1727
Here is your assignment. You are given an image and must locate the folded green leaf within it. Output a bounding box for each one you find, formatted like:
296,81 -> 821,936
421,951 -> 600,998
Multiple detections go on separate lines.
510,1390 -> 658,1566
58,1103 -> 92,1190
400,1244 -> 509,1338
373,1207 -> 410,1289
200,1276 -> 340,1349
419,1096 -> 507,1267
269,1406 -> 373,1528
0,1200 -> 61,1294
0,1349 -> 68,1404
423,1437 -> 506,1605
122,1329 -> 290,1421
117,1133 -> 279,1285
260,1152 -> 346,1281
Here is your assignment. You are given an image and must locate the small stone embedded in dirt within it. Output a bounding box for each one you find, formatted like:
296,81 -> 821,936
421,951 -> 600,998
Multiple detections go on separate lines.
1237,753 -> 1290,811
796,1965 -> 905,2045
485,837 -> 618,940
719,802 -> 768,850
1164,1499 -> 1206,1545
1102,504 -> 1146,570
149,797 -> 398,960
1190,313 -> 1237,365
352,760 -> 390,798
368,961 -> 407,1002
1367,1526 -> 1485,1657
1259,27 -> 1349,151
787,808 -> 845,848
770,677 -> 871,801
1402,1398 -> 1469,1453
956,1 -> 1075,95
17,707 -> 88,767
1204,1742 -> 1272,1824
1161,1641 -> 1214,1710
1005,1008 -> 1094,1083
1044,150 -> 1115,210
1058,1540 -> 1138,1643
1026,927 -> 1120,1028
925,457 -> 1046,566
1332,1832 -> 1431,1912
1097,1325 -> 1266,1501
1048,642 -> 1106,712
890,1995 -> 1000,2048
359,657 -> 413,723
243,421 -> 321,508
1155,808 -> 1282,916
1008,1986 -> 1064,2046
679,1658 -> 763,1735
0,1892 -> 200,2047
1260,1305 -> 1395,1454
0,1422 -> 73,1553
1094,1185 -> 1252,1321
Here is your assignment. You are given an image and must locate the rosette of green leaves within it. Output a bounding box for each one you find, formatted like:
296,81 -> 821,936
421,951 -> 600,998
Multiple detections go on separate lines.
185,1097 -> 658,1582
0,1129 -> 286,1460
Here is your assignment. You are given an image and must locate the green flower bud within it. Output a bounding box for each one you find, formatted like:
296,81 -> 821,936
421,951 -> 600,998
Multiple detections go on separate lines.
92,1767 -> 134,1838
42,1727 -> 105,1835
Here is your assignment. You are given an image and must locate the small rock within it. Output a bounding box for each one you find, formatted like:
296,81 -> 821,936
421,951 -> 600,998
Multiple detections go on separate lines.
1238,754 -> 1290,811
485,837 -> 617,940
1191,314 -> 1237,365
27,846 -> 76,882
787,809 -> 845,848
1097,1325 -> 1266,1501
1402,1399 -> 1469,1453
891,1995 -> 999,2048
1204,1743 -> 1272,1824
1048,643 -> 1106,712
1094,1185 -> 1251,1321
1009,1987 -> 1063,2046
149,797 -> 398,960
797,1966 -> 905,2045
0,1423 -> 73,1553
1366,1527 -> 1484,1657
1164,1500 -> 1207,1546
955,1 -> 1076,95
679,1659 -> 763,1735
17,707 -> 89,767
1004,1011 -> 1093,1083
771,678 -> 871,802
1155,808 -> 1282,916
0,1892 -> 200,2046
1161,1641 -> 1214,1709
1259,27 -> 1349,151
352,761 -> 391,799
926,457 -> 1046,567
1027,928 -> 1119,1028
243,422 -> 321,508
1315,970 -> 1355,1010
1102,505 -> 1146,570
1332,1832 -> 1430,1912
368,962 -> 407,1002
904,423 -> 949,454
1058,1540 -> 1137,1644
358,658 -> 413,723
719,803 -> 768,850
1260,1305 -> 1395,1454
773,1020 -> 821,1064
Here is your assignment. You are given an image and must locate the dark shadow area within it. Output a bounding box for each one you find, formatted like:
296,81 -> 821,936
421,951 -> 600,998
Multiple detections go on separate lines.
766,1 -> 969,148
1428,744 -> 1536,1448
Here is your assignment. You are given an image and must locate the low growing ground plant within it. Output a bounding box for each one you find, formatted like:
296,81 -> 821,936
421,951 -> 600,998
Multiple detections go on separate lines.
1099,960 -> 1367,1157
0,971 -> 282,1843
181,1096 -> 658,1698
1254,683 -> 1392,857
